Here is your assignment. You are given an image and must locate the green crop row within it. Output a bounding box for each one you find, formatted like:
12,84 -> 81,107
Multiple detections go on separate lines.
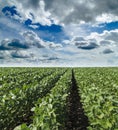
0,67 -> 118,130
74,68 -> 118,130
14,69 -> 72,130
0,68 -> 67,130
0,68 -> 55,95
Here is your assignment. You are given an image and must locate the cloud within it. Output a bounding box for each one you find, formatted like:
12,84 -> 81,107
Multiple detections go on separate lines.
11,51 -> 31,58
21,30 -> 63,49
0,0 -> 118,67
0,31 -> 64,63
47,57 -> 59,61
22,31 -> 45,48
0,39 -> 29,50
0,15 -> 27,40
71,36 -> 99,50
5,0 -> 52,25
0,39 -> 12,50
44,0 -> 118,24
88,29 -> 118,45
67,29 -> 118,54
47,42 -> 63,49
0,50 -> 11,60
8,39 -> 29,49
77,42 -> 99,50
102,48 -> 114,54
28,24 -> 39,29
0,52 -> 4,59
2,0 -> 118,26
105,30 -> 118,42
0,57 -> 4,59
0,30 -> 47,52
63,23 -> 91,39
72,36 -> 85,42
100,40 -> 112,46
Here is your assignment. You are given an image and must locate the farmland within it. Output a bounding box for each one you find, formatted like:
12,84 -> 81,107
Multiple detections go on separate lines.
0,67 -> 118,130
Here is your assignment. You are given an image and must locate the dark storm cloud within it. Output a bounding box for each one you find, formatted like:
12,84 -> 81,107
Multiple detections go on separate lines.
0,39 -> 29,51
72,35 -> 99,50
0,39 -> 12,50
0,56 -> 4,59
47,57 -> 59,60
43,0 -> 118,24
2,0 -> 118,25
29,0 -> 40,8
15,0 -> 40,9
77,42 -> 99,50
95,0 -> 118,15
8,39 -> 29,49
0,45 -> 11,50
103,49 -> 114,54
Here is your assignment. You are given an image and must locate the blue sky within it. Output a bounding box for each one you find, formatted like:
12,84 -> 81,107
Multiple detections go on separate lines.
0,0 -> 118,67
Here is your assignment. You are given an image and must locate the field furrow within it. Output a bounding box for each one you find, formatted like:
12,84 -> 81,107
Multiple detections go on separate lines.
65,70 -> 89,130
0,67 -> 118,130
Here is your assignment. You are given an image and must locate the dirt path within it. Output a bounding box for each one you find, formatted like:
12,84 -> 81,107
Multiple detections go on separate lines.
65,70 -> 89,130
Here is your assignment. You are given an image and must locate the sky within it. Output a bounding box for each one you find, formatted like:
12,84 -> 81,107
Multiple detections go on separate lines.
0,0 -> 118,67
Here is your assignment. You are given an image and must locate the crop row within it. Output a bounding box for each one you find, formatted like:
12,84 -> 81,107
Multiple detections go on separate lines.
0,67 -> 118,130
0,68 -> 67,130
0,68 -> 55,95
14,69 -> 72,130
74,68 -> 118,130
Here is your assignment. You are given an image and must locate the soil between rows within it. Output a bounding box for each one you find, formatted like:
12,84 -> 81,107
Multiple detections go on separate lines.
65,70 -> 89,130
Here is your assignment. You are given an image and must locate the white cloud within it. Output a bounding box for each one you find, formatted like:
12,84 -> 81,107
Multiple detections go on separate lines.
22,31 -> 45,48
88,29 -> 118,44
96,13 -> 118,23
64,24 -> 89,38
0,30 -> 65,65
28,24 -> 39,29
21,30 -> 64,50
11,50 -> 31,58
5,0 -> 52,25
46,41 -> 63,49
70,29 -> 118,53
0,0 -> 118,66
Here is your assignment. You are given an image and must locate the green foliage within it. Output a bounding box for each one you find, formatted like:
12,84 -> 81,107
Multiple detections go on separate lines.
0,67 -> 118,130
74,67 -> 118,130
0,68 -> 67,130
16,70 -> 71,130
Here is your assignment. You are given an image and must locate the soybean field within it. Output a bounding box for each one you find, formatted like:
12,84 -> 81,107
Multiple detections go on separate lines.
0,67 -> 118,130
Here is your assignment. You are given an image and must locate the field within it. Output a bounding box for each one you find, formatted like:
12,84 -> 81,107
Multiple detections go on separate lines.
0,67 -> 118,130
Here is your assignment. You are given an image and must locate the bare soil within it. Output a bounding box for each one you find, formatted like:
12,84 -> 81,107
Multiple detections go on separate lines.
65,70 -> 89,130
